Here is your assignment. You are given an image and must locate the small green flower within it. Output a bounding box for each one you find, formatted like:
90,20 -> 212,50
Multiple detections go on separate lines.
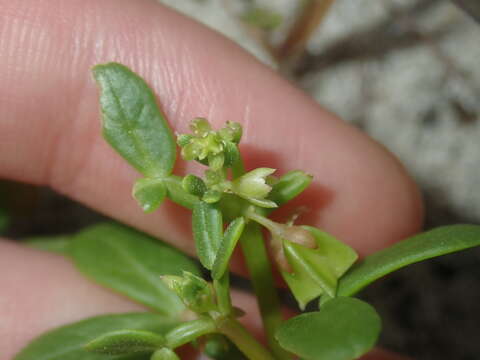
231,168 -> 277,208
177,118 -> 241,169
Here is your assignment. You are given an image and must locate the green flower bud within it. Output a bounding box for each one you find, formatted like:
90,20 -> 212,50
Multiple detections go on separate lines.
190,117 -> 211,136
176,134 -> 193,147
161,272 -> 216,313
151,348 -> 180,360
208,153 -> 225,171
182,174 -> 207,197
202,189 -> 223,203
181,141 -> 202,161
219,121 -> 242,143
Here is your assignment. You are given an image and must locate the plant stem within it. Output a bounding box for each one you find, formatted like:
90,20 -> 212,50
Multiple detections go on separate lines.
214,273 -> 232,315
232,160 -> 291,360
218,317 -> 276,360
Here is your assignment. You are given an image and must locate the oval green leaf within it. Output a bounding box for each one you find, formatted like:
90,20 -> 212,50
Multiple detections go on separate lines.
14,312 -> 178,360
163,175 -> 198,210
212,217 -> 246,280
133,178 -> 167,213
192,202 -> 223,269
338,224 -> 480,297
276,297 -> 381,360
70,222 -> 200,316
85,329 -> 165,355
268,170 -> 312,207
92,63 -> 176,177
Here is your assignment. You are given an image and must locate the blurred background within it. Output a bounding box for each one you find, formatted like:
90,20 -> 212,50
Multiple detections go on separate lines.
2,1 -> 479,359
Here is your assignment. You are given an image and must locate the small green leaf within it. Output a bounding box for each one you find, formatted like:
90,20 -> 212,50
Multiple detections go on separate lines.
212,217 -> 246,280
25,235 -> 71,254
92,63 -> 176,177
163,175 -> 198,210
14,312 -> 178,360
70,222 -> 200,316
202,189 -> 222,204
283,240 -> 337,299
281,227 -> 358,309
338,224 -> 480,297
276,297 -> 381,360
85,330 -> 165,355
303,226 -> 358,278
133,178 -> 167,213
268,170 -> 312,207
151,348 -> 179,360
192,202 -> 223,269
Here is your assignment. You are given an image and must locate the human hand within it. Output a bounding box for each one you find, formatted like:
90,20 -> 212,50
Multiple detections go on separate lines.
0,1 -> 422,359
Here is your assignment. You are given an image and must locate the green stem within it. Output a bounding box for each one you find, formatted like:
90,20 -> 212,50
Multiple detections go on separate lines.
232,160 -> 290,360
218,317 -> 276,360
214,273 -> 232,315
165,318 -> 216,349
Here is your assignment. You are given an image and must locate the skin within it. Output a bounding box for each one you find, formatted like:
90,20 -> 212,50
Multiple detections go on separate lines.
0,0 -> 422,359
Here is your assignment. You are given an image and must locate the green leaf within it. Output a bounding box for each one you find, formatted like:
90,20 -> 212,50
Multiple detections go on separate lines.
212,217 -> 246,280
25,235 -> 71,254
338,224 -> 480,297
14,312 -> 178,360
70,222 -> 200,316
85,329 -> 165,355
283,240 -> 337,299
268,170 -> 312,208
92,63 -> 176,177
281,227 -> 358,309
276,297 -> 381,360
163,175 -> 198,210
192,202 -> 223,269
133,178 -> 167,213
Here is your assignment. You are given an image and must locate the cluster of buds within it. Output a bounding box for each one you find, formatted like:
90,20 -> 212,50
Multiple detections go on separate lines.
178,118 -> 277,208
177,118 -> 241,171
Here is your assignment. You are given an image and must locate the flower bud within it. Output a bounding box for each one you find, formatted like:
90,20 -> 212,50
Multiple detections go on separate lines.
231,168 -> 277,208
161,272 -> 216,313
182,174 -> 207,197
151,348 -> 180,360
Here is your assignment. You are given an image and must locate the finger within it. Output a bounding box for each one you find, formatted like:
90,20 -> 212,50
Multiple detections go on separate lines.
0,0 -> 422,261
0,240 -> 263,359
